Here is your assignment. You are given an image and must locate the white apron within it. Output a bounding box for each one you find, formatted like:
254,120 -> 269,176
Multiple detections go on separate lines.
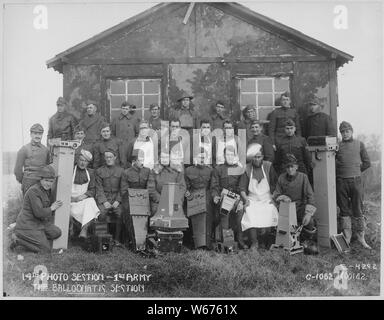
133,138 -> 154,170
241,166 -> 278,230
70,166 -> 100,227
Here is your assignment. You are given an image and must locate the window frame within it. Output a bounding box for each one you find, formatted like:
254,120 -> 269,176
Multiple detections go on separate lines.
107,77 -> 162,120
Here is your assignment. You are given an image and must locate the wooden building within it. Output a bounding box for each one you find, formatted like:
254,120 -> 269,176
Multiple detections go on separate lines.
47,2 -> 353,131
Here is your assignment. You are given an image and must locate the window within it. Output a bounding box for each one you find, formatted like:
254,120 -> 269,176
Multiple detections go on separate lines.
108,78 -> 161,120
239,77 -> 290,120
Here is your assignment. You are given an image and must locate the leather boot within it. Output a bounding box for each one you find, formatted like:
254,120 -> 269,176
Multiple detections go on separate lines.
301,227 -> 319,255
340,216 -> 352,244
249,228 -> 258,250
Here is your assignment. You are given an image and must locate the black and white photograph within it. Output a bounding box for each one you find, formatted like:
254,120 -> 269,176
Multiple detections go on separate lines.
1,0 -> 382,302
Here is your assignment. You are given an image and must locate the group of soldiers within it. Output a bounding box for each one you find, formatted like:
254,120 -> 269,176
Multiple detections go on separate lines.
11,91 -> 372,254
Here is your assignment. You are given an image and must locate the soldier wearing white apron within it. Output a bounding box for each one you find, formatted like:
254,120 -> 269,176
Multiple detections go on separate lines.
70,150 -> 99,238
240,143 -> 278,249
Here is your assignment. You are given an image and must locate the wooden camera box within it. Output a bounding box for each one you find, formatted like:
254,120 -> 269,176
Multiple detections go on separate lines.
83,234 -> 113,253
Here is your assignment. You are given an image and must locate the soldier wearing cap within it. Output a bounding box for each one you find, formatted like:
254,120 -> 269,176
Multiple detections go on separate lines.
147,150 -> 187,216
169,91 -> 199,130
275,118 -> 312,175
95,150 -> 125,245
47,97 -> 77,144
236,105 -> 257,142
73,124 -> 94,167
210,145 -> 245,248
304,97 -> 336,139
11,165 -> 63,253
272,154 -> 318,255
336,121 -> 371,249
70,150 -> 99,239
78,101 -> 107,145
120,149 -> 151,246
14,123 -> 50,195
184,148 -> 215,249
93,123 -> 122,169
268,92 -> 301,146
247,120 -> 275,163
122,120 -> 157,170
111,101 -> 140,143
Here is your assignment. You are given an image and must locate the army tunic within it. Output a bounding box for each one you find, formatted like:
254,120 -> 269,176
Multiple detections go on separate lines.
247,134 -> 275,163
185,165 -> 214,247
268,107 -> 302,145
95,165 -> 124,205
273,172 -> 315,227
275,135 -> 312,175
47,111 -> 77,141
305,112 -> 336,138
209,113 -> 227,130
148,116 -> 162,131
111,113 -> 139,142
79,113 -> 107,145
14,183 -> 61,253
93,137 -> 122,169
14,142 -> 50,194
147,165 -> 187,215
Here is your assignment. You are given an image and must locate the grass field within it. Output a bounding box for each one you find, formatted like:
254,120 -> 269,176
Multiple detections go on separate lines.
2,175 -> 381,298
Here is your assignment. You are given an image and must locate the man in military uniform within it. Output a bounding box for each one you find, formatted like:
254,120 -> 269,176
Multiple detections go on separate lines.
121,150 -> 151,247
148,103 -> 163,132
185,148 -> 214,249
268,92 -> 302,146
336,121 -> 371,249
237,105 -> 257,142
11,165 -> 63,253
93,124 -> 122,169
275,119 -> 312,175
79,101 -> 107,145
147,152 -> 187,216
47,97 -> 77,145
14,123 -> 50,195
304,97 -> 336,139
210,146 -> 246,248
95,150 -> 124,244
209,101 -> 227,130
111,101 -> 140,143
273,154 -> 318,255
73,124 -> 94,167
247,120 -> 275,163
169,92 -> 199,130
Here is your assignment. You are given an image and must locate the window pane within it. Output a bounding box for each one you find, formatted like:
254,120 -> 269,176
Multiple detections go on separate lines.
258,79 -> 272,92
275,78 -> 289,92
127,95 -> 142,108
258,107 -> 275,121
110,95 -> 126,110
127,80 -> 142,94
240,79 -> 256,92
240,93 -> 256,106
274,93 -> 282,106
144,95 -> 160,107
110,80 -> 125,94
143,109 -> 151,121
110,109 -> 121,121
144,80 -> 160,94
258,93 -> 273,106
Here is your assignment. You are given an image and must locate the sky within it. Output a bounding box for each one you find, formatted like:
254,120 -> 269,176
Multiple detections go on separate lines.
1,0 -> 383,151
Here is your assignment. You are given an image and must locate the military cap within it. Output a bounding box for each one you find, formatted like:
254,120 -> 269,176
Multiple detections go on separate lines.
80,149 -> 92,162
285,118 -> 296,127
339,121 -> 353,132
30,123 -> 44,133
307,97 -> 320,106
39,165 -> 56,179
104,149 -> 116,156
216,100 -> 225,107
56,97 -> 67,106
284,153 -> 298,166
280,91 -> 291,98
177,90 -> 193,102
74,124 -> 85,134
